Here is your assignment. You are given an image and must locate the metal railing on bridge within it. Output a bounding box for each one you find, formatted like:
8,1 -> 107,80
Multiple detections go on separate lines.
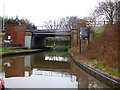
37,26 -> 71,32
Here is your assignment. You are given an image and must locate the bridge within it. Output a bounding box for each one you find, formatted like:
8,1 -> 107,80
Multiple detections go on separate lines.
25,29 -> 72,49
6,24 -> 77,49
26,28 -> 71,36
31,30 -> 71,37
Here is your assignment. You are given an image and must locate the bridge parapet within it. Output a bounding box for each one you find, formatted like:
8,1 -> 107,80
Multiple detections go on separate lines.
26,28 -> 71,33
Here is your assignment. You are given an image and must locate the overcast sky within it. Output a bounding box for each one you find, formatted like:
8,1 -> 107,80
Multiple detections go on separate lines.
0,0 -> 105,26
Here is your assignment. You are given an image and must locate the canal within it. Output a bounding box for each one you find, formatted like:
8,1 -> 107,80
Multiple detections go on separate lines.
0,50 -> 111,88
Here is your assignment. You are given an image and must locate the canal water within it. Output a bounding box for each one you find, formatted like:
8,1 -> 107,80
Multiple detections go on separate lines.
0,50 -> 111,88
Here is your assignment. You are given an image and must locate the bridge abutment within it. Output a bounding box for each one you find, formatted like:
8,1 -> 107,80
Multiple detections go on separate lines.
71,29 -> 77,48
25,36 -> 32,49
25,32 -> 46,49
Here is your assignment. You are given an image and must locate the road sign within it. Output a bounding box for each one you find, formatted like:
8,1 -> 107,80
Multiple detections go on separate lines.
79,27 -> 90,40
79,27 -> 90,54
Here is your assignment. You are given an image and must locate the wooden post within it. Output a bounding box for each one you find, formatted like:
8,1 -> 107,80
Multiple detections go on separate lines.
77,23 -> 80,48
80,40 -> 81,54
118,1 -> 120,70
77,21 -> 86,48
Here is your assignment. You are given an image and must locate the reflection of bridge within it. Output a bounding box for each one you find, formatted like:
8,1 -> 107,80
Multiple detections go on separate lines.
32,60 -> 70,69
33,69 -> 72,79
4,52 -> 70,78
25,29 -> 71,49
30,53 -> 70,70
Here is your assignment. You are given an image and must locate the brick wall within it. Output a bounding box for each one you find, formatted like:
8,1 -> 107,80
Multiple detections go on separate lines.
6,24 -> 26,47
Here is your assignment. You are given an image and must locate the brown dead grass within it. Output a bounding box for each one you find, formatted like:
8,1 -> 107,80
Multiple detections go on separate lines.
81,24 -> 119,69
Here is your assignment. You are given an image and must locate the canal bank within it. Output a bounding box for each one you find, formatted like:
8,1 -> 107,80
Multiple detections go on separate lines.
68,51 -> 120,89
1,47 -> 51,57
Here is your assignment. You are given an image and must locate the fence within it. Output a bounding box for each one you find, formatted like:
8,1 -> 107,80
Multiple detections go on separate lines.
86,20 -> 118,27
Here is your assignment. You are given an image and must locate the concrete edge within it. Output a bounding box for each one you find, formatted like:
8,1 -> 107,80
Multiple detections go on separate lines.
68,52 -> 120,88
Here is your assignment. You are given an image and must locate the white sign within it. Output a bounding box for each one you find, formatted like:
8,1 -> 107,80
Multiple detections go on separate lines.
8,36 -> 11,39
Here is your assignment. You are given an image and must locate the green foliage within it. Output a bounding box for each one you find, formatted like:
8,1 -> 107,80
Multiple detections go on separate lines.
6,18 -> 25,25
1,47 -> 40,54
46,37 -> 70,41
45,51 -> 68,57
1,16 -> 37,30
90,26 -> 105,39
46,37 -> 71,47
93,26 -> 105,34
90,60 -> 120,76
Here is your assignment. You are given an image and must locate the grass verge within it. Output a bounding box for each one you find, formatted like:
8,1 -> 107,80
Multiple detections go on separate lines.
86,59 -> 120,77
0,47 -> 41,54
68,48 -> 120,78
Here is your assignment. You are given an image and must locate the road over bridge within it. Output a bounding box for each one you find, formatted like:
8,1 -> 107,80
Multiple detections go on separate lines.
26,29 -> 71,37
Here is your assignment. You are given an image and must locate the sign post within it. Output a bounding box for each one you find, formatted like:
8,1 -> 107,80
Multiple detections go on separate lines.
79,27 -> 90,54
80,39 -> 81,54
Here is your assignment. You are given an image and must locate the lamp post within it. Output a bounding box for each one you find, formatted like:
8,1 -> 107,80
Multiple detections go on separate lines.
2,0 -> 5,31
118,1 -> 120,23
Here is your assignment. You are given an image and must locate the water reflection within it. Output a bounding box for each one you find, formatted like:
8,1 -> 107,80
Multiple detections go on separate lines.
1,51 -> 110,88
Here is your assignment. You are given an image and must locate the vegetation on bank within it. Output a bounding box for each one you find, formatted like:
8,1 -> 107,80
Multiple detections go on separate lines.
68,48 -> 120,78
68,20 -> 120,79
88,60 -> 120,77
90,26 -> 105,39
0,47 -> 40,54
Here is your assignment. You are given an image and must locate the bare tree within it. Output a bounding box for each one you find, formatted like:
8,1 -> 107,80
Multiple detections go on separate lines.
43,16 -> 81,31
44,21 -> 50,29
93,2 -> 119,24
83,16 -> 96,27
68,16 -> 80,29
